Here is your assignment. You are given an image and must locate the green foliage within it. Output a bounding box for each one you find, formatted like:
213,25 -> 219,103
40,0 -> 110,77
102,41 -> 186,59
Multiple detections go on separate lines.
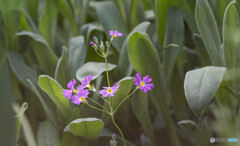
55,46 -> 68,86
96,1 -> 126,51
112,77 -> 134,110
68,36 -> 87,79
163,7 -> 184,84
132,91 -> 157,146
195,0 -> 222,66
64,118 -> 104,140
223,0 -> 240,88
76,62 -> 116,81
37,120 -> 60,146
2,0 -> 240,145
38,75 -> 71,120
0,52 -> 16,146
184,66 -> 226,114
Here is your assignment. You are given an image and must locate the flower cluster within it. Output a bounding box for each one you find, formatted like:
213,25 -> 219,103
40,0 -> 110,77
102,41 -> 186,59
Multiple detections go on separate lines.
63,75 -> 93,105
63,73 -> 154,105
89,30 -> 123,57
63,31 -> 154,107
62,30 -> 154,146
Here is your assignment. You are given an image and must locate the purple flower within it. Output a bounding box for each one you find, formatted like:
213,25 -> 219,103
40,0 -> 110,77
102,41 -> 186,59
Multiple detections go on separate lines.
63,79 -> 77,100
93,36 -> 98,43
72,88 -> 90,105
109,30 -> 123,38
79,75 -> 94,89
134,73 -> 154,93
99,83 -> 119,97
112,134 -> 116,141
90,41 -> 95,46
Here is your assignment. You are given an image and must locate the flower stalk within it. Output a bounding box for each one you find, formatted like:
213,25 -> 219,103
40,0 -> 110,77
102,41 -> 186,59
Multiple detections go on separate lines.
63,31 -> 154,146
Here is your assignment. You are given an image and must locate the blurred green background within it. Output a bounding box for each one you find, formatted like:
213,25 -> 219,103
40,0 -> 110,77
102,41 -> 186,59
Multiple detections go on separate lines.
1,0 -> 240,146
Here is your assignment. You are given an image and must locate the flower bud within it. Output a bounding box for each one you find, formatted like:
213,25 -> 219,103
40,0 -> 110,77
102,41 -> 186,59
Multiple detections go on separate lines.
88,84 -> 96,92
112,134 -> 116,141
110,134 -> 117,146
93,36 -> 98,44
100,41 -> 105,51
90,41 -> 95,46
106,41 -> 110,48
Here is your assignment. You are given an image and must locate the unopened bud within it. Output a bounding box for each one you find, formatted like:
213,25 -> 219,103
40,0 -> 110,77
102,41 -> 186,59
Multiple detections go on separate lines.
90,41 -> 95,46
88,84 -> 96,92
100,41 -> 105,51
112,134 -> 116,141
106,41 -> 110,48
93,36 -> 98,44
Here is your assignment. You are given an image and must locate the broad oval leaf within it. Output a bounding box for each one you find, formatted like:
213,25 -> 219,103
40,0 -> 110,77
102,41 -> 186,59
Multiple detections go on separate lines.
8,52 -> 38,89
128,32 -> 180,144
64,118 -> 104,140
195,0 -> 222,66
177,120 -> 196,128
38,75 -> 70,120
118,21 -> 150,77
16,30 -> 51,50
184,66 -> 226,114
76,62 -> 116,81
27,79 -> 58,126
112,77 -> 134,110
132,90 -> 157,146
37,120 -> 60,146
68,36 -> 87,79
128,31 -> 166,120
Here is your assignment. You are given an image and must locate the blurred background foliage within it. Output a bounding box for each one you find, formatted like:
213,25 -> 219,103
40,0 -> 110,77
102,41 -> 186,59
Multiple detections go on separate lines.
1,0 -> 240,145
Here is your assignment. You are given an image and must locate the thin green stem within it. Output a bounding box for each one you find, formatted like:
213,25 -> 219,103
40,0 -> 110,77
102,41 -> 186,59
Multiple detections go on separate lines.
111,114 -> 126,146
86,103 -> 110,114
87,97 -> 109,112
114,88 -> 138,113
96,51 -> 104,57
106,40 -> 112,56
96,92 -> 110,105
104,57 -> 110,87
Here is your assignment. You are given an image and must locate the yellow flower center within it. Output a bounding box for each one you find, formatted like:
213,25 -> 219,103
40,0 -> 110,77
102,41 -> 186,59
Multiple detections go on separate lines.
79,96 -> 84,101
73,89 -> 78,94
87,84 -> 91,88
79,97 -> 86,103
107,88 -> 113,93
140,81 -> 145,86
113,35 -> 117,38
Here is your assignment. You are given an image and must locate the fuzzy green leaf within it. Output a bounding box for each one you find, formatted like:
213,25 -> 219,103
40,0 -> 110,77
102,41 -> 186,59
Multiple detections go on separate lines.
184,66 -> 226,114
195,0 -> 222,66
64,118 -> 104,140
76,62 -> 116,81
38,75 -> 71,120
68,36 -> 87,79
132,90 -> 157,146
37,120 -> 60,146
